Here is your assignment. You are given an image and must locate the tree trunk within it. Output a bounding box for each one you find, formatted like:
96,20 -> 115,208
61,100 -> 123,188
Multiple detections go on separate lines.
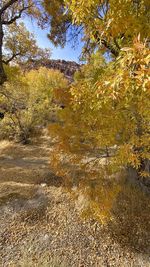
127,166 -> 150,194
0,19 -> 7,85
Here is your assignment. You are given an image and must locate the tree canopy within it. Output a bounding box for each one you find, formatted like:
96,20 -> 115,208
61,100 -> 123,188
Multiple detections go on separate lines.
44,0 -> 150,57
0,0 -> 46,84
3,22 -> 51,65
0,65 -> 68,142
44,1 -> 150,221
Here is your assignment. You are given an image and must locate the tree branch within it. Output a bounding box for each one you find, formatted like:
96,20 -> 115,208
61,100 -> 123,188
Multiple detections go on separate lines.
101,39 -> 119,57
2,5 -> 31,25
93,30 -> 120,57
0,0 -> 18,15
2,52 -> 20,64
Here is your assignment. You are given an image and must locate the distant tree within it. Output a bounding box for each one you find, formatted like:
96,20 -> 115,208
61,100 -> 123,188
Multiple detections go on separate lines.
0,0 -> 43,84
0,66 -> 68,143
3,22 -> 51,65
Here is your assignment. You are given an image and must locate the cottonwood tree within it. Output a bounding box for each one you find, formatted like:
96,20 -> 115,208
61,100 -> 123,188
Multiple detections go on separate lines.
0,66 -> 68,142
42,0 -> 81,47
3,22 -> 51,65
0,0 -> 43,84
47,0 -> 150,222
50,37 -> 150,222
0,21 -> 51,118
44,0 -> 150,58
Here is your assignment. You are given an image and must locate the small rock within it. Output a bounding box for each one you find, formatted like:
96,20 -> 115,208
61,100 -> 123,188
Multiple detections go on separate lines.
40,183 -> 47,187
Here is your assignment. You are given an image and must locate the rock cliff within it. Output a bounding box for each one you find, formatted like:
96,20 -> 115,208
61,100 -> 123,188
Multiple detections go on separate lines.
25,59 -> 81,82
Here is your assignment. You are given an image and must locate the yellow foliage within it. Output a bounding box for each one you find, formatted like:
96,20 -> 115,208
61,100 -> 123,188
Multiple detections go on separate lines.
49,38 -> 150,222
65,0 -> 150,40
0,67 -> 68,142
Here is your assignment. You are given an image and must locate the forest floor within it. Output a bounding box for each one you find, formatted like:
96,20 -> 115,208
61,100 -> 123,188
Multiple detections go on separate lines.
0,131 -> 150,267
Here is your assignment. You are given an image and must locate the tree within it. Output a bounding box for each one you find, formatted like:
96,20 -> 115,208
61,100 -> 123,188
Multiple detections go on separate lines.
44,0 -> 150,58
0,0 -> 43,84
43,0 -> 81,48
49,37 -> 150,221
3,22 -> 51,65
0,21 -> 52,121
0,66 -> 68,143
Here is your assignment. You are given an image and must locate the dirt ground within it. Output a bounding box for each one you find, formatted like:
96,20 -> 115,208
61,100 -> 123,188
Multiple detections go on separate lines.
0,133 -> 150,267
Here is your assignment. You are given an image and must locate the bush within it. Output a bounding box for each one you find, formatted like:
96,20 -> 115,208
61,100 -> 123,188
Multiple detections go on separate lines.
0,66 -> 68,143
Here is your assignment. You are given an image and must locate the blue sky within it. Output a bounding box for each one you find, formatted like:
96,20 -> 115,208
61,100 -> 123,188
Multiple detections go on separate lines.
23,18 -> 83,63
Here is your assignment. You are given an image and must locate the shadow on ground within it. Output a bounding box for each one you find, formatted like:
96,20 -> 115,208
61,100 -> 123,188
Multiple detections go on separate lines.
0,182 -> 50,226
107,181 -> 150,256
0,139 -> 64,186
0,139 -> 63,226
0,138 -> 150,261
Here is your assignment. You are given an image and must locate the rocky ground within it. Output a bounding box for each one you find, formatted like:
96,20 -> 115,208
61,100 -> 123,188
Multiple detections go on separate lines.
0,133 -> 150,267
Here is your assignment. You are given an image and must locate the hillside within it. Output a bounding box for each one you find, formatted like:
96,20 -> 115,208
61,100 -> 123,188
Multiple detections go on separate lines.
23,59 -> 81,82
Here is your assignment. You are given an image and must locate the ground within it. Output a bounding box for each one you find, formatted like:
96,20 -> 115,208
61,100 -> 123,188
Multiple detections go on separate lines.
0,132 -> 150,267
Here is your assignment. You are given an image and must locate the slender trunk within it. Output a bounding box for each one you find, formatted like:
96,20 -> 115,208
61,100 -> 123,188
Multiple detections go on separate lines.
0,19 -> 7,85
134,113 -> 150,180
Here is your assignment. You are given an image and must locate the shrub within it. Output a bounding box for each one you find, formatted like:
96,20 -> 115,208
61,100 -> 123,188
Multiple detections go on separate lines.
0,66 -> 68,143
